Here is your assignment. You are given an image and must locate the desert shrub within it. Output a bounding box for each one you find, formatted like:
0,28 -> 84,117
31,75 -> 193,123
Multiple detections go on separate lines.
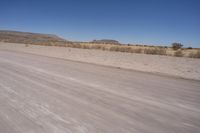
187,47 -> 193,49
144,48 -> 153,54
130,48 -> 142,53
109,46 -> 120,51
144,48 -> 154,54
65,43 -> 73,47
53,43 -> 65,47
144,48 -> 166,55
126,47 -> 133,52
174,50 -> 183,57
172,42 -> 183,50
107,46 -> 143,54
81,44 -> 90,49
41,43 -> 51,46
71,43 -> 81,48
118,46 -> 132,52
90,44 -> 102,49
101,46 -> 107,50
189,51 -> 200,58
157,46 -> 164,48
158,48 -> 167,55
116,46 -> 125,52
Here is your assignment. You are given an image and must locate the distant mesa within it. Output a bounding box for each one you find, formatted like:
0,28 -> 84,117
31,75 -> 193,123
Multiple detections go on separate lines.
91,39 -> 120,44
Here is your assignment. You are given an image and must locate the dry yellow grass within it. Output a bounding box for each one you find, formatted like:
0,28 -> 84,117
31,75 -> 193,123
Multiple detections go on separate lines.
188,50 -> 200,58
1,30 -> 199,58
20,41 -> 200,58
2,37 -> 200,58
62,42 -> 199,58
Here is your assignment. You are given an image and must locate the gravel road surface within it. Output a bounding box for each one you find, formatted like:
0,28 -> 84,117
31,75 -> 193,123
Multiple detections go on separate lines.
0,50 -> 200,133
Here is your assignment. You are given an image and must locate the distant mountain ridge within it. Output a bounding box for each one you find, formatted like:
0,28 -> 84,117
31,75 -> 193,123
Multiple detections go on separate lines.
0,30 -> 121,46
0,30 -> 71,45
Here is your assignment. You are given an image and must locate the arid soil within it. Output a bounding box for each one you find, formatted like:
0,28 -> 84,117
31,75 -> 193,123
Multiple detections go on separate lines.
0,42 -> 200,80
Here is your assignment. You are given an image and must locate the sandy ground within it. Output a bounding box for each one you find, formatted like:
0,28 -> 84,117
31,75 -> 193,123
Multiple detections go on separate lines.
0,42 -> 200,80
0,50 -> 200,133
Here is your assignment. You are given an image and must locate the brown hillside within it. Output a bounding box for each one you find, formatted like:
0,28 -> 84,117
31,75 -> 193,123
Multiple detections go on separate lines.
0,30 -> 72,46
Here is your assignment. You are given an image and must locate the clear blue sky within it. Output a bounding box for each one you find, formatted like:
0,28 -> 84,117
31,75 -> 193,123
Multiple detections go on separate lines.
0,0 -> 200,47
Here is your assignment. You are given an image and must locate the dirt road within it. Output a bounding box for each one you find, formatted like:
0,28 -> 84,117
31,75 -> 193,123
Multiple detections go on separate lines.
0,50 -> 199,133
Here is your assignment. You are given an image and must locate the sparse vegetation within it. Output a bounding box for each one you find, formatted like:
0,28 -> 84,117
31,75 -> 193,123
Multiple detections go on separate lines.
144,48 -> 166,55
189,51 -> 200,58
187,47 -> 193,49
172,43 -> 183,50
1,30 -> 199,58
130,48 -> 142,53
68,43 -> 167,55
174,50 -> 184,57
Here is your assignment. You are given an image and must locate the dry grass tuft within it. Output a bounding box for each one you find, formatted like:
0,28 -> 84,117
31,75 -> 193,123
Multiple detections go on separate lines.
189,50 -> 200,58
130,48 -> 143,53
174,50 -> 184,57
144,48 -> 167,55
